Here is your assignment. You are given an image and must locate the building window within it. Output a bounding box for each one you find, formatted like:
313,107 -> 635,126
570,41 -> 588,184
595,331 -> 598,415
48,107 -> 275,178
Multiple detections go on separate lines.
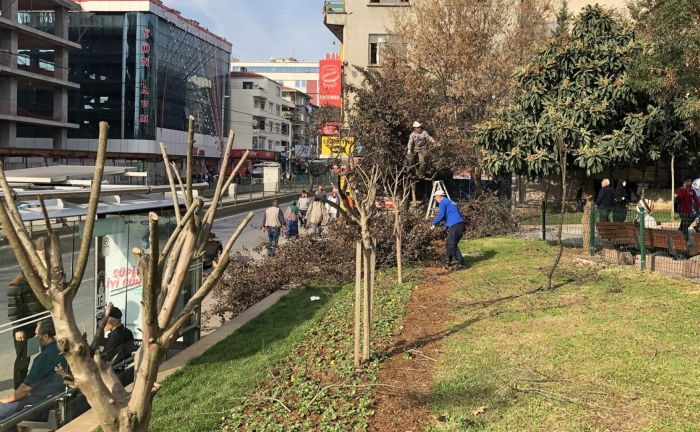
260,101 -> 265,110
282,124 -> 289,134
276,105 -> 281,116
369,34 -> 388,65
252,137 -> 259,149
243,82 -> 253,89
260,137 -> 266,149
254,100 -> 259,109
301,80 -> 307,87
276,87 -> 281,96
269,103 -> 273,113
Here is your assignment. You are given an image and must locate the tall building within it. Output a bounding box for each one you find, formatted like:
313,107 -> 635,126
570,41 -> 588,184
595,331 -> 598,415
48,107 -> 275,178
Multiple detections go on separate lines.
282,87 -> 316,163
229,72 -> 292,164
323,0 -> 629,93
20,0 -> 231,180
323,0 -> 406,90
0,0 -> 81,157
231,58 -> 321,105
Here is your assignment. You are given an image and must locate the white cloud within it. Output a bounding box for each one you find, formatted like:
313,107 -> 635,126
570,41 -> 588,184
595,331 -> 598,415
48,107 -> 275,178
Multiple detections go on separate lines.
160,0 -> 338,61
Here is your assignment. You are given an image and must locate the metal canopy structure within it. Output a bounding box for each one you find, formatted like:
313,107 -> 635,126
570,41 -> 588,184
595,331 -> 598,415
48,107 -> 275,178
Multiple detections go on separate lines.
4,165 -> 137,183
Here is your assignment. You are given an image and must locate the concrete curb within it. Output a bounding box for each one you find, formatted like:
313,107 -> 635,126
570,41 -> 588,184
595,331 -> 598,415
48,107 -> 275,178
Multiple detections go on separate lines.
57,289 -> 292,432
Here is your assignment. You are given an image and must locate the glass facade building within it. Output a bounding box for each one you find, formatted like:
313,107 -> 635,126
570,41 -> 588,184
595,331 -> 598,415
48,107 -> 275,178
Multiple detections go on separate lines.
18,6 -> 230,165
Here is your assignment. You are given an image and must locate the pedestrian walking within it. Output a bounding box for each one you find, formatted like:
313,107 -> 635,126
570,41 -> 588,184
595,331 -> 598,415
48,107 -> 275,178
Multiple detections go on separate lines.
298,191 -> 310,228
284,201 -> 300,239
262,200 -> 285,257
307,197 -> 325,236
430,190 -> 467,271
7,273 -> 46,390
595,178 -> 615,222
576,185 -> 587,212
677,176 -> 700,241
317,184 -> 325,198
326,190 -> 340,221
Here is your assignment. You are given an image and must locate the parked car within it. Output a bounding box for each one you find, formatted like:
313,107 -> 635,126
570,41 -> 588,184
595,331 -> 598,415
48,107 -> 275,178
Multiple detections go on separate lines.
203,233 -> 223,268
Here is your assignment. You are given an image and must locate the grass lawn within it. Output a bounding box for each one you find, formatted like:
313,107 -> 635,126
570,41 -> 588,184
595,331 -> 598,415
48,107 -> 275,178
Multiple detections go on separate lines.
430,237 -> 700,431
147,285 -> 347,432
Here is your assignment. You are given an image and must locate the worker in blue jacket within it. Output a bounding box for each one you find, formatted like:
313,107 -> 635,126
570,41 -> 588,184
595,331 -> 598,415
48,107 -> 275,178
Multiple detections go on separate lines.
431,190 -> 467,270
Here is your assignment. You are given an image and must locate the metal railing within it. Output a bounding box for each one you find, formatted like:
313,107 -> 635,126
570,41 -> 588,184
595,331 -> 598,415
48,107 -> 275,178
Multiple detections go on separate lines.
0,389 -> 73,431
528,201 -> 699,277
324,1 -> 346,13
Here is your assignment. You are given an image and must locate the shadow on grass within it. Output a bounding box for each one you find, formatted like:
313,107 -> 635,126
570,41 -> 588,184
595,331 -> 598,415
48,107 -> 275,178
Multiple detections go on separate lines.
147,285 -> 346,432
464,249 -> 498,266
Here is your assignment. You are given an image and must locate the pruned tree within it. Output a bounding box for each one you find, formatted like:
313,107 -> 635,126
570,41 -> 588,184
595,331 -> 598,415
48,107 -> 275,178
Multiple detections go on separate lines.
380,165 -> 416,284
391,0 -> 555,195
0,119 -> 252,432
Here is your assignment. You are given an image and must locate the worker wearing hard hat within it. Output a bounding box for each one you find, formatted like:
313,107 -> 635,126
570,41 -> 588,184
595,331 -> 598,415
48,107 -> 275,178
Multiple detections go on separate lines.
407,121 -> 435,175
431,190 -> 467,271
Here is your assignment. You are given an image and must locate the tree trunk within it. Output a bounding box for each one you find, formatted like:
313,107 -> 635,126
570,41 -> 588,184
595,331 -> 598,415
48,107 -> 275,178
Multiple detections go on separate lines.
670,154 -> 675,221
582,197 -> 592,252
546,141 -> 567,290
362,245 -> 371,362
411,182 -> 418,206
472,168 -> 483,198
354,242 -> 362,368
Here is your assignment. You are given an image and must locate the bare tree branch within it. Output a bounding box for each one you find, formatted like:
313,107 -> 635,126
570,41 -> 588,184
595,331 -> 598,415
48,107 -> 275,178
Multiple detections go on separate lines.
158,198 -> 203,269
162,211 -> 254,340
171,161 -> 187,197
90,302 -> 113,356
160,143 -> 182,223
0,162 -> 49,285
68,121 -> 109,295
37,194 -> 53,235
0,193 -> 50,307
185,115 -> 195,210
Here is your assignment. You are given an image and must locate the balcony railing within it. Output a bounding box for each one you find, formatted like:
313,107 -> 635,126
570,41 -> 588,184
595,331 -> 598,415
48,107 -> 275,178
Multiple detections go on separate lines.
324,1 -> 345,13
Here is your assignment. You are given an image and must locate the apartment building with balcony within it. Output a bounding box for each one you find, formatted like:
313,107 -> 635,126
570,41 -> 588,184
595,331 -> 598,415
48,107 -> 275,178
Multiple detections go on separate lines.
323,0 -> 628,95
232,57 -> 321,106
0,0 -> 81,156
281,86 -> 317,160
229,71 -> 293,159
323,0 -> 408,91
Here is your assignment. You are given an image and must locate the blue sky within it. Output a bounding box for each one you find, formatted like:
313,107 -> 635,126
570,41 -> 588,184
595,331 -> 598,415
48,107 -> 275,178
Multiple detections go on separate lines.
164,0 -> 338,61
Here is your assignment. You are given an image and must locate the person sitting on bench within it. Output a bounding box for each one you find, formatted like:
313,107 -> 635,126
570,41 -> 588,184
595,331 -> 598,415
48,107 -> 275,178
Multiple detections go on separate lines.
100,307 -> 136,365
0,320 -> 68,431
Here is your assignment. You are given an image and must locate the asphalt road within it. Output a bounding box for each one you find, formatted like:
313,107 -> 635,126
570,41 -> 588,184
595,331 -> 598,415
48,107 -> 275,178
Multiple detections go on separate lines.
0,199 -> 298,395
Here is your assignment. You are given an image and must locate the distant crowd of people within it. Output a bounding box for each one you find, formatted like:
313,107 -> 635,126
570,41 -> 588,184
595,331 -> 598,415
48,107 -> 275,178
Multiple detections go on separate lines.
578,176 -> 700,243
261,186 -> 341,257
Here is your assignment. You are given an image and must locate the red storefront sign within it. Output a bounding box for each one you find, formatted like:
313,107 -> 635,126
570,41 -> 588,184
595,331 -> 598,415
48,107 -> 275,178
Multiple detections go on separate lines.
230,150 -> 276,161
319,53 -> 341,107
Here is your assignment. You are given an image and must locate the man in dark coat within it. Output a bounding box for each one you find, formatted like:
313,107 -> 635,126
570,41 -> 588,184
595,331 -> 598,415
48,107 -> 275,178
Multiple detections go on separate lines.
101,307 -> 136,365
596,178 -> 615,222
613,180 -> 630,222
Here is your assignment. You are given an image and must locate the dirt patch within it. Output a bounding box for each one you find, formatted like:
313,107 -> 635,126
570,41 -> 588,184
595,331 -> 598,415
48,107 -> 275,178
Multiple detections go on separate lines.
368,268 -> 454,431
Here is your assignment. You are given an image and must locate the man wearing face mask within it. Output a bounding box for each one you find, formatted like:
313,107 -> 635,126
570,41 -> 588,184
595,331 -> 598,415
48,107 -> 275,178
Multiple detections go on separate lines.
0,320 -> 68,428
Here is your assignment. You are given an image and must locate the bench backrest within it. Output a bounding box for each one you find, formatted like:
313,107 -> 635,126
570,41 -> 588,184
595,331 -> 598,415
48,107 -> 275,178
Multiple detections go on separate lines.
596,222 -> 635,246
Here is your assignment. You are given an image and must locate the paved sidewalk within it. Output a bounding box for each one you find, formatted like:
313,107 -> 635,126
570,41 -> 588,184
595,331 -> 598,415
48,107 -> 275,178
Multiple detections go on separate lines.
57,290 -> 292,432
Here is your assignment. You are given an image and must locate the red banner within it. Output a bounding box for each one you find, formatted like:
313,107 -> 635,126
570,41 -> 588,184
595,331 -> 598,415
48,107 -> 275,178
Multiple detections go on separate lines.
319,53 -> 341,107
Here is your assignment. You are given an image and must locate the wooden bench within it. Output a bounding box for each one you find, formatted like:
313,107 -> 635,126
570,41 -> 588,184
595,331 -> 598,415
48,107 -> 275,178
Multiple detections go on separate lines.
596,222 -> 635,249
634,228 -> 699,259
